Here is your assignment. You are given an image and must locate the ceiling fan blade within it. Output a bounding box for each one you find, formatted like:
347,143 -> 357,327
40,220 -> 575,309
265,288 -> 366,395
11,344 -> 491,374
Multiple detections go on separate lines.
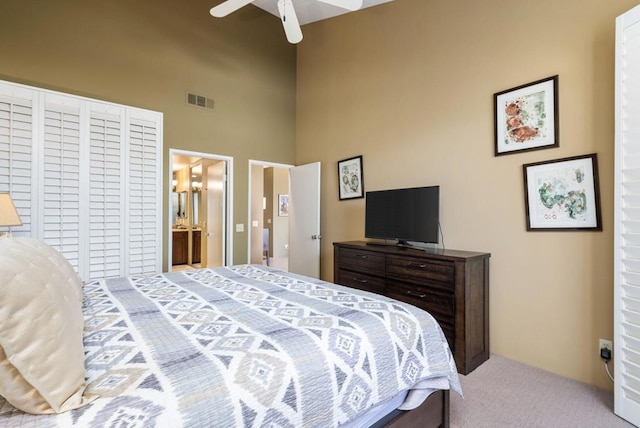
210,0 -> 254,18
277,0 -> 303,44
315,0 -> 363,12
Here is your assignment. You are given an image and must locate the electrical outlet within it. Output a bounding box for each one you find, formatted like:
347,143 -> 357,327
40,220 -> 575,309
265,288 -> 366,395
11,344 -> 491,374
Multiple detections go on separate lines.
599,339 -> 612,359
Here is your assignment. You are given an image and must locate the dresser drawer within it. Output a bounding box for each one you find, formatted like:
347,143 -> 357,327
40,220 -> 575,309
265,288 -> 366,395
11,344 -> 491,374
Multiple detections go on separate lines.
386,255 -> 454,286
386,279 -> 454,320
334,241 -> 491,375
337,247 -> 385,275
337,269 -> 385,294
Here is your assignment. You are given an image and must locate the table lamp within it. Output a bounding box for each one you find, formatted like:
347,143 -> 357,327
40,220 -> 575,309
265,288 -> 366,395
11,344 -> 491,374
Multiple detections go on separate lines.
0,193 -> 22,237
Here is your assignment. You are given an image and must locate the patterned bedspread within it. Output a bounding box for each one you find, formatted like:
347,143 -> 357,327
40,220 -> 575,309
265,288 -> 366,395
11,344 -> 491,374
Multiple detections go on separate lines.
0,265 -> 461,427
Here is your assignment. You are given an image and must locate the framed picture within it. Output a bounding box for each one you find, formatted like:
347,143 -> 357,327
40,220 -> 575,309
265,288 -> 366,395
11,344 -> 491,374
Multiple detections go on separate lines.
495,75 -> 559,156
523,153 -> 602,231
278,194 -> 289,217
338,155 -> 364,200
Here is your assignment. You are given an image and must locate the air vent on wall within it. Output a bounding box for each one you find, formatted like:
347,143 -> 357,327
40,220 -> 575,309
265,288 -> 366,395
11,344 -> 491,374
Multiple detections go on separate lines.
186,92 -> 215,110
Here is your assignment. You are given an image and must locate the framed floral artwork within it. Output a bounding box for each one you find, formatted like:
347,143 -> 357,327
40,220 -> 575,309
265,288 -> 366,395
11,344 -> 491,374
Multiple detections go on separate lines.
278,194 -> 289,216
338,155 -> 364,200
495,75 -> 559,156
523,153 -> 602,231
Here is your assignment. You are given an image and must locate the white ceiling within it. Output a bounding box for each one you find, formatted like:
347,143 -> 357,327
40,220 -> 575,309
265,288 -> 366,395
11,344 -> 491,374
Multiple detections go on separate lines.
251,0 -> 393,26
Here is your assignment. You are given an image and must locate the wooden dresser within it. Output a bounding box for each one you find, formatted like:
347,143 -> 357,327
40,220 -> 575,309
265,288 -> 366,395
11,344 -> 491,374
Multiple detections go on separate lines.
333,241 -> 490,374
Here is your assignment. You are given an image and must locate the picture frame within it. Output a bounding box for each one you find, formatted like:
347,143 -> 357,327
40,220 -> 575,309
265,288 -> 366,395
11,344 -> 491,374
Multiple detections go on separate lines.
495,75 -> 559,156
523,153 -> 602,231
338,155 -> 364,200
278,194 -> 289,217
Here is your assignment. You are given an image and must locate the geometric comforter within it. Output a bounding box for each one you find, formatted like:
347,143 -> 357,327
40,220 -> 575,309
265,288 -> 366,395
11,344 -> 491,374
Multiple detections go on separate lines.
0,264 -> 461,427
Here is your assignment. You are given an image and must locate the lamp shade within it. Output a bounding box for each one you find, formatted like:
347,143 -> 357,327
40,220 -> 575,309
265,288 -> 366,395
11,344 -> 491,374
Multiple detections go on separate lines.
0,194 -> 22,227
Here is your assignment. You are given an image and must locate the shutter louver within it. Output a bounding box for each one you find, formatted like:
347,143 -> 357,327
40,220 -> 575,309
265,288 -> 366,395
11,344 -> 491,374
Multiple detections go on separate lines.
0,96 -> 33,236
615,5 -> 640,426
89,111 -> 123,280
42,101 -> 81,272
0,79 -> 162,282
128,116 -> 161,275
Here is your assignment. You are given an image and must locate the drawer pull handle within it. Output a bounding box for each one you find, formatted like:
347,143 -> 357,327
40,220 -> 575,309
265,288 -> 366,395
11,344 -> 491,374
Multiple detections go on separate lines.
354,278 -> 368,284
408,263 -> 427,269
406,290 -> 427,299
358,255 -> 368,259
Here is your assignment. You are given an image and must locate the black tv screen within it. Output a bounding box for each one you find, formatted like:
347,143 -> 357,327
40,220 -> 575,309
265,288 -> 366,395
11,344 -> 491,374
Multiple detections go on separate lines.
365,186 -> 439,245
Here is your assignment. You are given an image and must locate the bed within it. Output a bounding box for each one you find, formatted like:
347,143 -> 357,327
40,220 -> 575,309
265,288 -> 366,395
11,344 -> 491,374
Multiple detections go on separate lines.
0,238 -> 461,427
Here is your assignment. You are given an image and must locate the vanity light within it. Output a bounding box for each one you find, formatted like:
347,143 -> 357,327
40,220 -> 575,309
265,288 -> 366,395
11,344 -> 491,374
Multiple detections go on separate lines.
0,193 -> 22,237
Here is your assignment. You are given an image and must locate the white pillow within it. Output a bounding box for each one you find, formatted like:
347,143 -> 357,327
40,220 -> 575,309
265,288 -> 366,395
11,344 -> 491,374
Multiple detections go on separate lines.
0,237 -> 94,414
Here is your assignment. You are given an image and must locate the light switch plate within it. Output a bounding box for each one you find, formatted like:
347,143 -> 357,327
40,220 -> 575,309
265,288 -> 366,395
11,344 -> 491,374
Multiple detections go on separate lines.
236,224 -> 244,232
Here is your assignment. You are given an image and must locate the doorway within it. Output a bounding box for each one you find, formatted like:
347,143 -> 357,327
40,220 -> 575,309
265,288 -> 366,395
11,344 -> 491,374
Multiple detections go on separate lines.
248,161 -> 322,277
248,160 -> 293,270
169,149 -> 233,271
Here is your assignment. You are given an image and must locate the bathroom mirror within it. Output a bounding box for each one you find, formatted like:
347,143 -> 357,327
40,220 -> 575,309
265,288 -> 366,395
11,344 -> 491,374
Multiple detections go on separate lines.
192,190 -> 200,226
191,163 -> 202,227
172,191 -> 187,226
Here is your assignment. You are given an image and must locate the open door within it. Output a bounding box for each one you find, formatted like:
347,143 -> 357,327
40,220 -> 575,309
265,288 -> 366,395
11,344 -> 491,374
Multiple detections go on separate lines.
204,160 -> 226,267
289,162 -> 321,278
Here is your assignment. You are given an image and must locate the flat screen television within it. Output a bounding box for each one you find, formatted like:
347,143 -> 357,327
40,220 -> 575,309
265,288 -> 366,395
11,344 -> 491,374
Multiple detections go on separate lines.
365,185 -> 439,246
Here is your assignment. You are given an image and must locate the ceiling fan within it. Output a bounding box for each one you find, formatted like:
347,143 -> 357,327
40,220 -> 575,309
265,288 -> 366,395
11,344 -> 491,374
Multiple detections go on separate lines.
210,0 -> 363,44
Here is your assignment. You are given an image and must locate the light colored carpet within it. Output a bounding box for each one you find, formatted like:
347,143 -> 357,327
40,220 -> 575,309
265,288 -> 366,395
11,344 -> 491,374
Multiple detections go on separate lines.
450,354 -> 634,427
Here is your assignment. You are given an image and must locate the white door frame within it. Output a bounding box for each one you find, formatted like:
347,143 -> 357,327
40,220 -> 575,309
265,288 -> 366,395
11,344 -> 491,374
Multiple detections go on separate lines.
247,160 -> 294,264
168,149 -> 234,267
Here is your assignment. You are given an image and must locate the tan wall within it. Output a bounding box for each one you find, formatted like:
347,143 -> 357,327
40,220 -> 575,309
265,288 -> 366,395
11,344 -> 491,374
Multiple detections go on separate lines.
0,0 -> 297,267
251,164 -> 265,263
296,0 -> 639,390
264,167 -> 274,255
272,168 -> 290,258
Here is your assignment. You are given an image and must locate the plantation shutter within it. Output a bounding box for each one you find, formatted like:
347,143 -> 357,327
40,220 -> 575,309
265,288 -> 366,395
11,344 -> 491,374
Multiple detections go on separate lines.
0,79 -> 162,282
127,111 -> 162,276
0,83 -> 36,237
87,104 -> 126,280
40,94 -> 82,273
615,4 -> 640,426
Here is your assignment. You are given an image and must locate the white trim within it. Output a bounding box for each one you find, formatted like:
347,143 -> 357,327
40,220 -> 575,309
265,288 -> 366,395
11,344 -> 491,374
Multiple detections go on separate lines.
155,120 -> 164,272
169,149 -> 234,267
33,92 -> 44,241
78,100 -> 90,280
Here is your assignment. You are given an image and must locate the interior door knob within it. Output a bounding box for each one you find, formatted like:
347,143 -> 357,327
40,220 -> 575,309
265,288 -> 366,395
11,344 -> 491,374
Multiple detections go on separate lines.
311,234 -> 322,240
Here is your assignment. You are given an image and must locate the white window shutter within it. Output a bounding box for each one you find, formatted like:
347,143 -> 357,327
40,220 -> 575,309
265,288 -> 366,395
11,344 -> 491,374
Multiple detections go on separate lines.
87,104 -> 125,280
615,4 -> 640,426
0,85 -> 37,237
0,79 -> 162,282
40,93 -> 82,273
126,110 -> 162,276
